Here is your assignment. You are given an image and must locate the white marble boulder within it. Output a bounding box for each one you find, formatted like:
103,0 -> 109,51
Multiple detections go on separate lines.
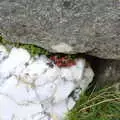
0,45 -> 94,120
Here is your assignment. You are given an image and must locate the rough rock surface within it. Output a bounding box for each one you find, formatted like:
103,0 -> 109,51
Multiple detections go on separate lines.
93,58 -> 120,89
0,45 -> 94,120
0,0 -> 120,59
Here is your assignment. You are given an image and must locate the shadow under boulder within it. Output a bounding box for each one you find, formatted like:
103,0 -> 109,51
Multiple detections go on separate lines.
90,57 -> 120,90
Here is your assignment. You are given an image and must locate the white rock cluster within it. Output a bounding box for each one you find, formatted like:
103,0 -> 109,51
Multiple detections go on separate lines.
0,45 -> 94,120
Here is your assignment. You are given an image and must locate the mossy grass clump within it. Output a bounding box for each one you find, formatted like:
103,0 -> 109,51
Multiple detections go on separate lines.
19,44 -> 50,57
66,83 -> 120,120
0,36 -> 51,57
0,36 -> 83,59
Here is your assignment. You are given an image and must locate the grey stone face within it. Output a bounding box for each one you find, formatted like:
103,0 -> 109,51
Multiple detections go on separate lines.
94,59 -> 120,89
0,0 -> 120,59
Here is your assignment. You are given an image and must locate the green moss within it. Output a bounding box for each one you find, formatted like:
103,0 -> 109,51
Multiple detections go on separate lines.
66,84 -> 120,120
19,44 -> 50,57
0,36 -> 51,57
0,36 -> 11,45
0,36 -> 82,59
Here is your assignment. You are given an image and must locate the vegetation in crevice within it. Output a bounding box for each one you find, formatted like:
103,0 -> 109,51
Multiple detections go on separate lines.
0,36 -> 51,57
0,36 -> 84,59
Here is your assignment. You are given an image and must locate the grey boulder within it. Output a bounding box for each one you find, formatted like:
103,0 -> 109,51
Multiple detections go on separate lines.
0,0 -> 120,59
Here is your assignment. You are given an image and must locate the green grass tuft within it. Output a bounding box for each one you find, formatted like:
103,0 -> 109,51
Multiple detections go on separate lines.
66,84 -> 120,120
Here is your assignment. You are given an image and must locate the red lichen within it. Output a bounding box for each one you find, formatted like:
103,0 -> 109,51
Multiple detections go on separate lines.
50,55 -> 76,67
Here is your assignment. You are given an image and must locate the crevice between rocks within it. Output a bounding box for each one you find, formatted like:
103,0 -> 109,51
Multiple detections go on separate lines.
0,35 -> 120,91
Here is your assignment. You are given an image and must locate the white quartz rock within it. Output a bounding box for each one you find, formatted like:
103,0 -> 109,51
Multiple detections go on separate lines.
70,59 -> 85,83
43,66 -> 60,82
0,77 -> 47,120
20,59 -> 49,84
49,100 -> 68,120
0,76 -> 37,104
35,65 -> 60,86
0,45 -> 94,120
21,55 -> 60,86
67,97 -> 76,110
0,48 -> 30,80
14,104 -> 44,120
0,94 -> 19,120
60,67 -> 73,81
60,59 -> 85,82
0,45 -> 8,62
80,66 -> 94,92
39,55 -> 50,63
0,94 -> 44,120
36,83 -> 56,102
54,80 -> 75,103
29,113 -> 50,120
